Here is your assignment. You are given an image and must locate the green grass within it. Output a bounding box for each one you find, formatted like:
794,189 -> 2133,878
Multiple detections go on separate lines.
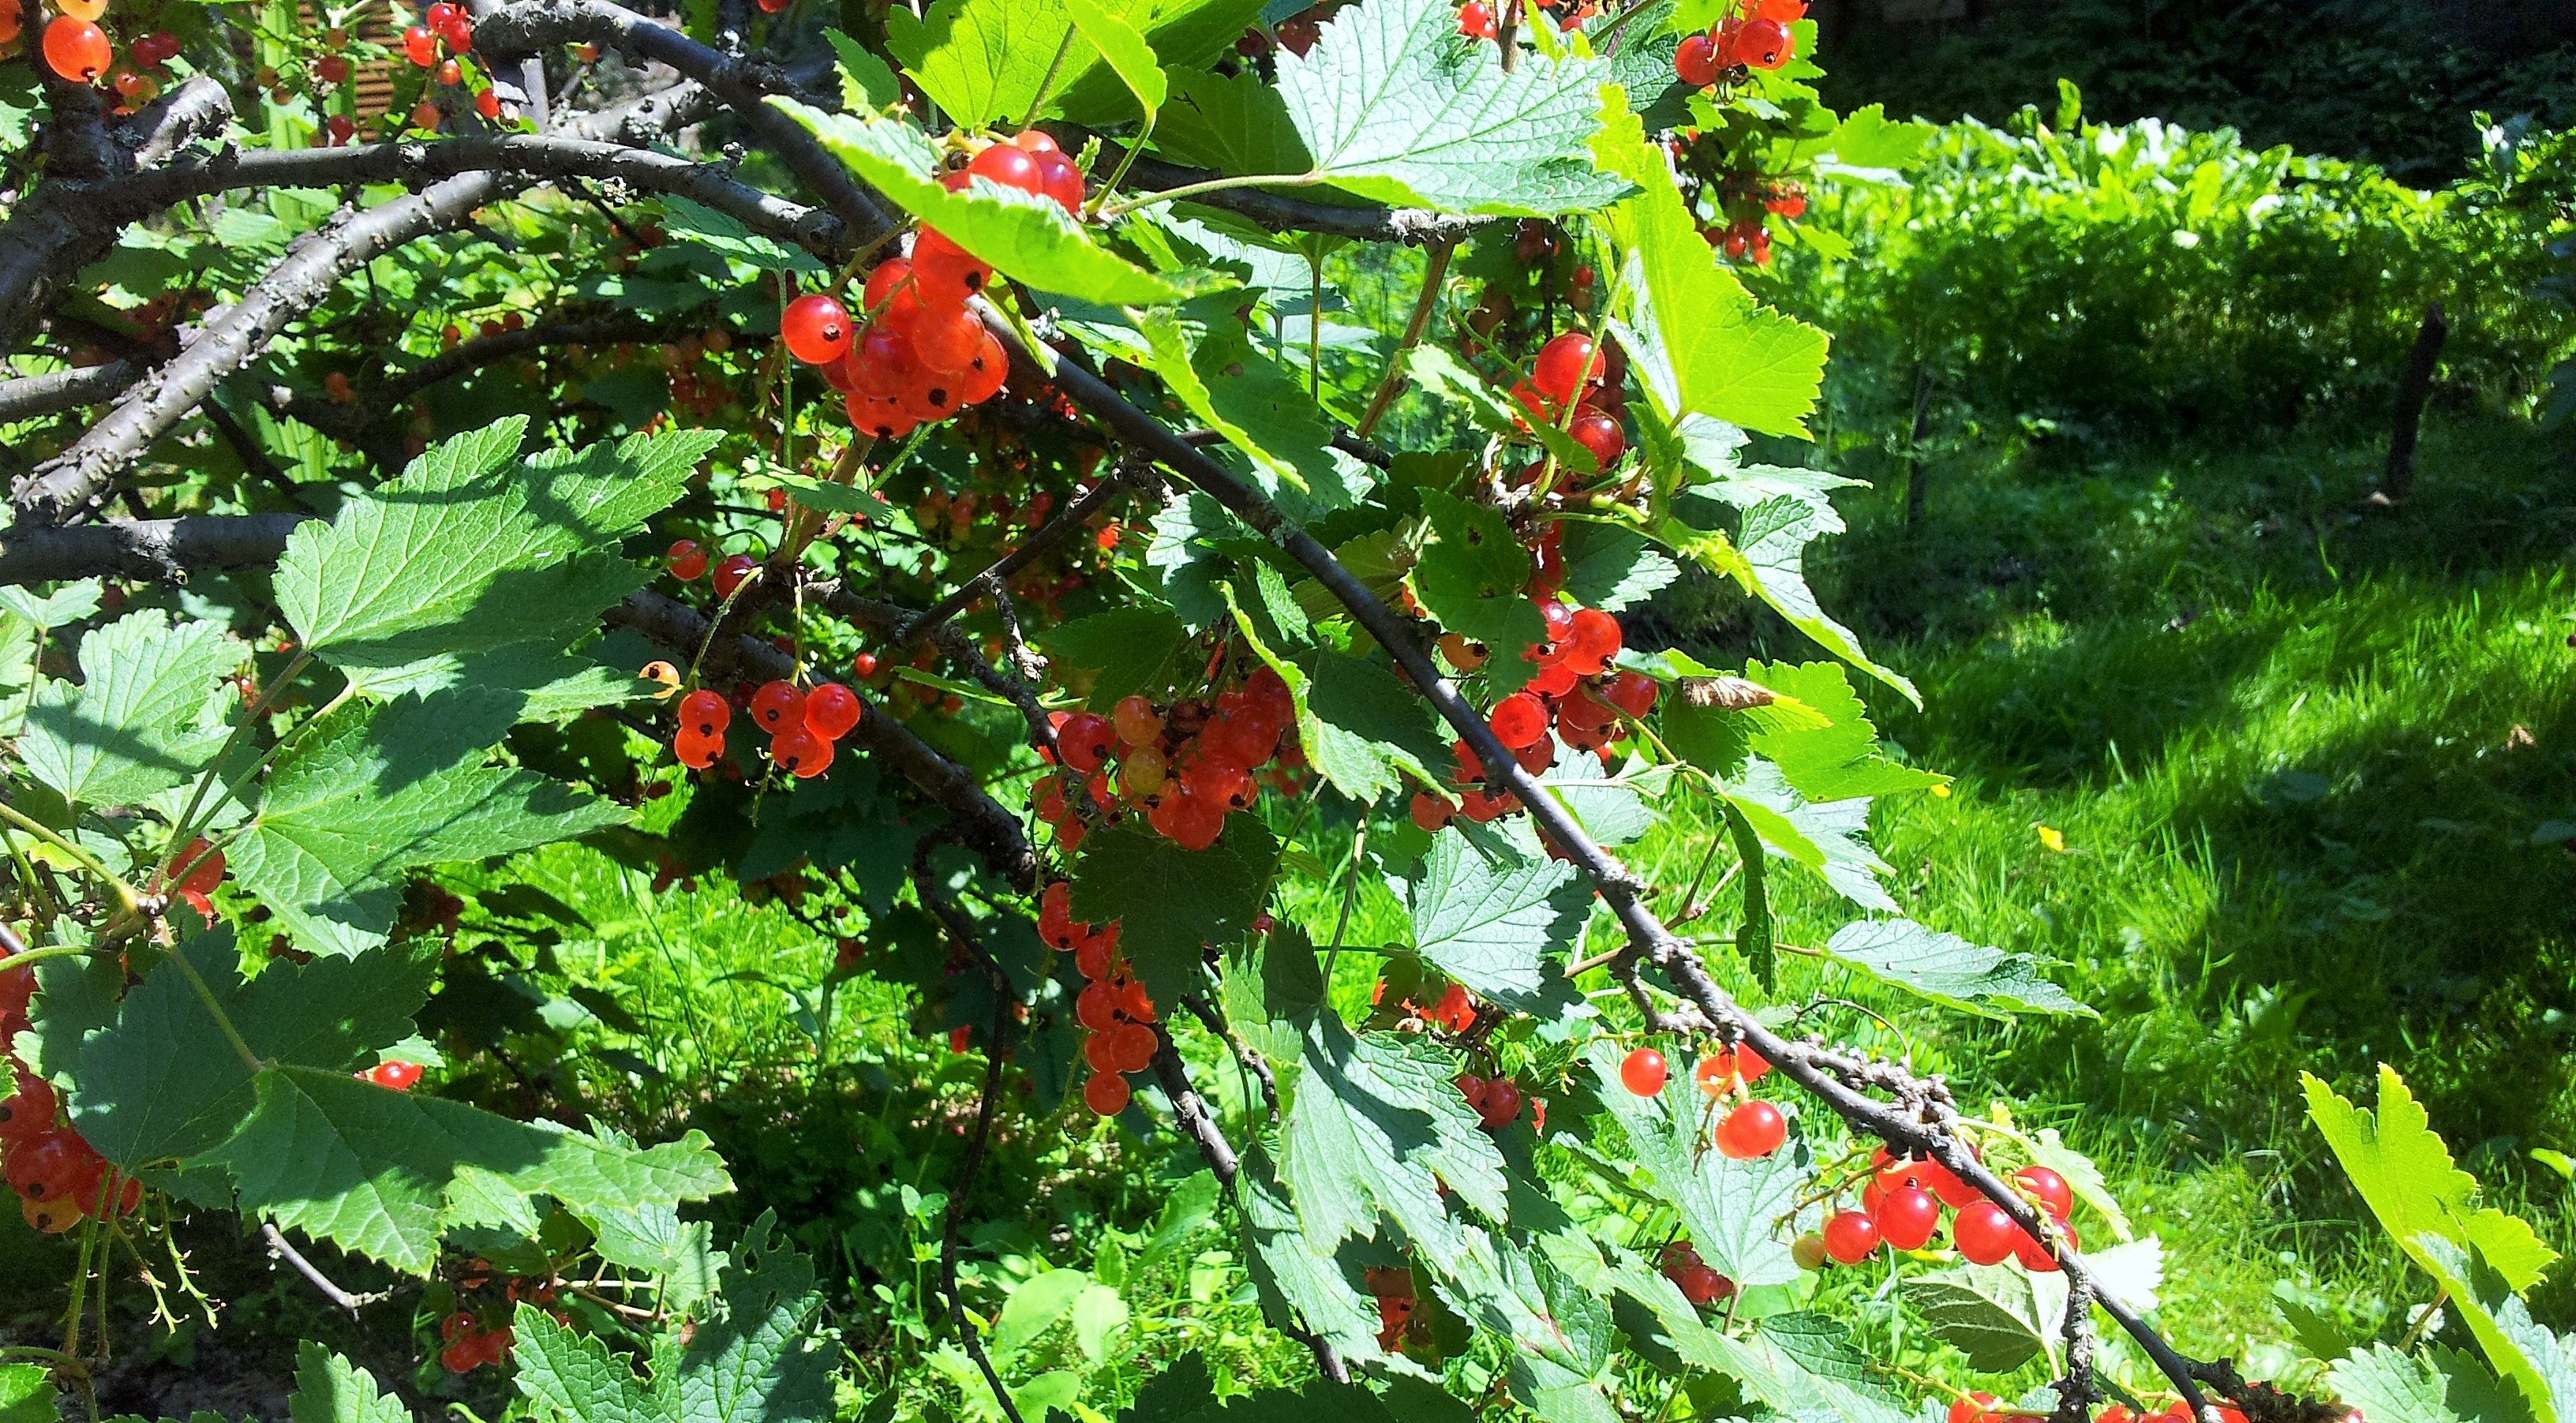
1637,413 -> 2576,1371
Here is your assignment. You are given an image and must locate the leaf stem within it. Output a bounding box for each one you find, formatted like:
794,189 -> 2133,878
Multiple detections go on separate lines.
1092,170 -> 1325,223
1020,30 -> 1080,133
1320,815 -> 1368,986
0,944 -> 97,976
169,646 -> 314,852
1085,119 -> 1155,219
1355,239 -> 1455,438
0,801 -> 139,912
160,942 -> 263,1075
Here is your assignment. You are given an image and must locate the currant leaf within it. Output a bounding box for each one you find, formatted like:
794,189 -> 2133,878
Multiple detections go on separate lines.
1405,826 -> 1585,1012
1069,815 -> 1277,1006
17,609 -> 243,808
1818,917 -> 2091,1019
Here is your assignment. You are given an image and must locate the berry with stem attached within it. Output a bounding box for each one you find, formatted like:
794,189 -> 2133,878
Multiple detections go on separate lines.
1713,1099 -> 1785,1159
1619,1047 -> 1668,1097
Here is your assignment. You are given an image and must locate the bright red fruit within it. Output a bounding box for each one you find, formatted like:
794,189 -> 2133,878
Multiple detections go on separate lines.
749,680 -> 807,732
1531,332 -> 1601,405
1737,14 -> 1792,68
44,19 -> 111,81
402,24 -> 436,65
1456,0 -> 1493,37
1874,1184 -> 1941,1249
1032,150 -> 1085,212
967,143 -> 1046,196
667,538 -> 708,580
1676,31 -> 1721,85
1822,1209 -> 1881,1264
1058,712 -> 1117,773
1477,1078 -> 1522,1128
781,293 -> 854,365
910,230 -> 990,308
1951,1201 -> 2018,1265
1619,1047 -> 1668,1096
1084,1071 -> 1130,1115
2012,1164 -> 2074,1218
1713,1099 -> 1785,1159
0,1076 -> 57,1140
171,837 -> 224,897
1568,409 -> 1626,468
852,651 -> 882,680
771,725 -> 833,778
368,1060 -> 424,1091
1488,692 -> 1548,749
908,305 -> 985,374
680,688 -> 730,738
711,554 -> 759,598
804,682 -> 861,739
1950,1394 -> 2001,1423
435,57 -> 460,84
1677,1263 -> 1732,1304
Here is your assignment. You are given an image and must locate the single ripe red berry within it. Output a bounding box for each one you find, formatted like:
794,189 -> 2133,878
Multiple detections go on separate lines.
1565,607 -> 1623,673
711,553 -> 759,598
1477,1078 -> 1522,1129
771,725 -> 833,777
435,57 -> 460,84
1949,1395 -> 2000,1423
907,305 -> 985,375
1619,1048 -> 1668,1097
1952,1201 -> 2018,1265
0,1076 -> 59,1141
1031,150 -> 1085,213
675,725 -> 722,769
803,682 -> 861,740
1456,0 -> 1494,36
1011,129 -> 1060,155
863,257 -> 926,328
679,688 -> 730,738
1737,14 -> 1792,68
370,1060 -> 424,1091
1531,332 -> 1600,406
666,538 -> 708,580
910,229 -> 990,308
171,837 -> 224,897
852,651 -> 882,680
1874,1184 -> 1941,1250
1488,692 -> 1548,750
476,87 -> 501,120
2012,1165 -> 2074,1219
1568,409 -> 1626,468
749,680 -> 806,733
1822,1209 -> 1881,1264
44,19 -> 111,82
402,24 -> 436,66
1676,31 -> 1720,85
781,293 -> 854,366
1057,712 -> 1117,774
1713,1099 -> 1785,1159
316,54 -> 351,83
1084,1071 -> 1130,1116
966,143 -> 1046,196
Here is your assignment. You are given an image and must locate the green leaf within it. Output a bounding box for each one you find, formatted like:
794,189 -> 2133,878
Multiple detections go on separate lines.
1721,760 -> 1896,912
1276,0 -> 1626,215
2027,1129 -> 2133,1242
1586,1042 -> 1803,1288
1063,0 -> 1166,122
1593,91 -> 1827,436
1818,103 -> 1936,179
1120,1346 -> 1400,1420
18,609 -> 242,807
1236,1149 -> 1384,1363
1405,827 -> 1586,1011
228,695 -> 628,957
1039,605 -> 1193,709
2305,1065 -> 2559,1297
1732,497 -> 1917,706
1743,660 -> 1945,800
1133,301 -> 1365,517
0,582 -> 103,631
69,928 -> 429,1171
586,1200 -> 724,1311
200,1066 -> 731,1274
1537,750 -> 1661,848
1819,918 -> 2091,1019
1296,650 -> 1447,806
276,423 -> 717,689
2331,1345 -> 2524,1423
774,102 -> 1209,306
1279,1012 -> 1507,1256
825,28 -> 904,109
1429,1227 -> 1617,1421
1900,1263 -> 2064,1372
1412,489 -> 1546,693
0,1365 -> 54,1423
2398,1235 -> 2576,1423
1153,67 -> 1315,176
657,196 -> 820,273
511,1308 -> 657,1423
1557,522 -> 1676,612
884,0 -> 1258,129
286,1343 -> 410,1423
1605,1264 -> 1909,1423
1405,343 -> 1596,476
1070,815 -> 1277,1006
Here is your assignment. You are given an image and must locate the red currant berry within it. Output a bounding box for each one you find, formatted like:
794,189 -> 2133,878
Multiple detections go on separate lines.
1564,606 -> 1623,672
1057,712 -> 1117,773
1032,150 -> 1085,213
1456,0 -> 1494,36
1950,1395 -> 2001,1423
0,1075 -> 58,1140
402,24 -> 436,66
1568,409 -> 1626,468
907,304 -> 985,375
863,257 -> 926,328
910,229 -> 990,308
1084,1071 -> 1130,1115
781,293 -> 854,366
675,725 -> 723,770
1874,1184 -> 1941,1250
679,688 -> 731,738
711,553 -> 759,598
1676,31 -> 1721,85
1488,691 -> 1548,749
803,682 -> 861,740
1822,1209 -> 1881,1264
435,57 -> 460,84
1737,15 -> 1792,68
1477,1077 -> 1522,1128
666,538 -> 708,580
1618,1048 -> 1668,1097
1713,1099 -> 1785,1159
1951,1202 -> 2018,1265
370,1060 -> 424,1091
749,680 -> 806,733
852,651 -> 882,680
1010,129 -> 1060,155
771,725 -> 833,778
170,836 -> 224,897
966,142 -> 1046,197
2012,1165 -> 2074,1218
1531,332 -> 1601,406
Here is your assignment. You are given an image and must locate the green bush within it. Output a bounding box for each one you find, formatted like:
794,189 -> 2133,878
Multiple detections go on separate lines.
1788,92 -> 2576,442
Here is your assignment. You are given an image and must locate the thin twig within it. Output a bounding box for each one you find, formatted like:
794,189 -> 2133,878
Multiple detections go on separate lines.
260,1224 -> 394,1316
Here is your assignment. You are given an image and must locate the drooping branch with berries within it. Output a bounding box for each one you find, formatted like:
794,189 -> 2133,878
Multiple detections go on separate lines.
0,0 -> 2372,1418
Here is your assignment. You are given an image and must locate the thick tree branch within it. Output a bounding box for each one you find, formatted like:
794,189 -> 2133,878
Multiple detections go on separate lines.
983,309 -> 2220,1421
1081,140 -> 1493,245
0,511 -> 312,586
475,0 -> 894,244
0,363 -> 135,424
13,171 -> 516,525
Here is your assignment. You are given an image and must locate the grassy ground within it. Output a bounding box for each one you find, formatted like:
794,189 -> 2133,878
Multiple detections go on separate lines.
1643,412 -> 2576,1373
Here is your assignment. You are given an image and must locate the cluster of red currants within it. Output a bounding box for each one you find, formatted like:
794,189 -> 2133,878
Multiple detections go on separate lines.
1710,215 -> 1773,265
1810,1151 -> 2079,1271
1956,1399 -> 2258,1423
1041,884 -> 1163,1117
1365,1266 -> 1416,1352
665,537 -> 763,604
670,676 -> 863,777
1619,1044 -> 1787,1159
17,0 -> 157,88
163,834 -> 224,920
1455,0 -> 1606,39
437,1311 -> 516,1373
782,133 -> 1084,440
400,3 -> 500,130
1411,601 -> 1656,831
1509,331 -> 1629,474
1031,672 -> 1303,853
1454,1070 -> 1530,1129
1657,1240 -> 1737,1305
1672,0 -> 1805,87
2,961 -> 137,1234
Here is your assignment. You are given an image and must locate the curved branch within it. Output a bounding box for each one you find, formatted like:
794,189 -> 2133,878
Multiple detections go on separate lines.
981,309 -> 2222,1421
0,363 -> 136,424
476,0 -> 894,244
13,171 -> 516,525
